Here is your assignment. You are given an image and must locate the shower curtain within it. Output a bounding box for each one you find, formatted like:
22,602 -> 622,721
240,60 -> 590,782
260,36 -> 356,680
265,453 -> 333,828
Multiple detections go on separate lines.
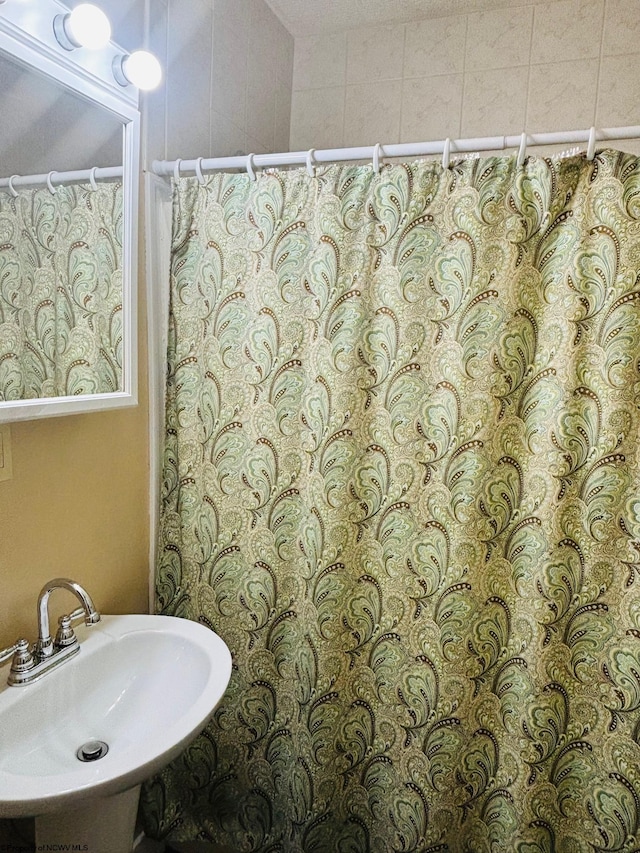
143,150 -> 640,853
0,181 -> 123,399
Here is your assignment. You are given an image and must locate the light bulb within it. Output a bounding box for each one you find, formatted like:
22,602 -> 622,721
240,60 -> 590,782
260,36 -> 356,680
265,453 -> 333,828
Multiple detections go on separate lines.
54,4 -> 111,51
113,50 -> 162,90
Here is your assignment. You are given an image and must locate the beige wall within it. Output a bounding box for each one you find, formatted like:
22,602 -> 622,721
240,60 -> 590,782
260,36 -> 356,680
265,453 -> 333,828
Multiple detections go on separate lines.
0,400 -> 150,644
290,0 -> 640,152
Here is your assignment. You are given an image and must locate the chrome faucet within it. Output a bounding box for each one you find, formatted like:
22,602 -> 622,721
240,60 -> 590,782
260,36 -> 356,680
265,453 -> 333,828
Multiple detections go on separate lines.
0,578 -> 100,686
36,577 -> 101,659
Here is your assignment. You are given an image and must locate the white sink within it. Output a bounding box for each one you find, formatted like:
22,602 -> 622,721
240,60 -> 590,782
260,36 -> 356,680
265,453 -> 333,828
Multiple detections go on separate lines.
0,614 -> 232,820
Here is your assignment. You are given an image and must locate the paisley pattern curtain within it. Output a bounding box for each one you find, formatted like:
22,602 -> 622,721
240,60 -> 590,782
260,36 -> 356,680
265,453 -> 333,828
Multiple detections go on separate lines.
143,151 -> 640,853
0,181 -> 123,400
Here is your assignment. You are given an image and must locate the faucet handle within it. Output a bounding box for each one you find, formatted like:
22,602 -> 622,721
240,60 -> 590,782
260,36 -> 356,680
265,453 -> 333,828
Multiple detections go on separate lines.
54,606 -> 101,649
0,638 -> 28,667
11,639 -> 35,673
54,615 -> 77,649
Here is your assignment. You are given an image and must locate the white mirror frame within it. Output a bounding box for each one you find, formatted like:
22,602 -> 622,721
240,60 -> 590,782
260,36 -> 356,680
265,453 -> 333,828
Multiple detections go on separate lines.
0,1 -> 140,423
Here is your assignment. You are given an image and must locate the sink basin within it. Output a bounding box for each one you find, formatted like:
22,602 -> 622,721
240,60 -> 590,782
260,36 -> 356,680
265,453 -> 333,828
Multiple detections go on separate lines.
0,613 -> 232,819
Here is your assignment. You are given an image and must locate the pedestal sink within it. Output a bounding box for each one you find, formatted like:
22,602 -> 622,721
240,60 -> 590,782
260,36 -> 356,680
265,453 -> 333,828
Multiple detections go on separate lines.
0,614 -> 232,852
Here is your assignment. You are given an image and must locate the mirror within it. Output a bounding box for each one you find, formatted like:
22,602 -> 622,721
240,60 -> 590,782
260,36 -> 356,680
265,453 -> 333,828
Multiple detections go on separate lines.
0,3 -> 140,422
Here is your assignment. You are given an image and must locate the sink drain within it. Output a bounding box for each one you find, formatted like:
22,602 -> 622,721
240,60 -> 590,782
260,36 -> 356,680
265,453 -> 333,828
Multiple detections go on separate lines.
76,740 -> 109,762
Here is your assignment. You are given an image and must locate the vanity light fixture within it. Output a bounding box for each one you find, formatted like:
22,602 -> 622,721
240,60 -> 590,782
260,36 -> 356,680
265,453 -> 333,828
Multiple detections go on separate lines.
53,3 -> 112,51
112,49 -> 162,91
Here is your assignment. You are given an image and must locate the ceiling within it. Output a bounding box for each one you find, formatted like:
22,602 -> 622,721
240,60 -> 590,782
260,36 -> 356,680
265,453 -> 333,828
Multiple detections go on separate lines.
265,0 -> 543,37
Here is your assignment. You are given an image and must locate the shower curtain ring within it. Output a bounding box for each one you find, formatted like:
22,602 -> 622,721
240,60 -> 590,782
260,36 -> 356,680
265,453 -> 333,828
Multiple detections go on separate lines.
587,126 -> 597,161
7,175 -> 19,198
173,159 -> 182,183
195,157 -> 206,186
89,167 -> 99,191
442,138 -> 451,170
372,143 -> 383,174
246,153 -> 256,182
46,171 -> 58,194
517,132 -> 527,169
306,148 -> 316,177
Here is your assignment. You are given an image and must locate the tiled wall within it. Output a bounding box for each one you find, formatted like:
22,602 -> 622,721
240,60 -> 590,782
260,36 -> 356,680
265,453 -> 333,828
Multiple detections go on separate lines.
290,0 -> 640,152
145,0 -> 294,164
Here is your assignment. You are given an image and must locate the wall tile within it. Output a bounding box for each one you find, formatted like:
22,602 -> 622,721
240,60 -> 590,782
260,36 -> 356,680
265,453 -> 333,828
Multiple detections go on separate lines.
252,0 -> 286,54
531,0 -> 604,63
527,58 -> 599,131
166,0 -> 212,159
251,0 -> 294,151
466,6 -> 534,71
293,33 -> 348,91
246,134 -> 272,156
211,111 -> 246,157
273,27 -> 294,146
290,87 -> 345,150
162,0 -> 292,162
167,0 -> 212,61
278,38 -> 295,91
343,80 -> 403,147
602,0 -> 640,56
275,85 -> 293,152
247,72 -> 277,152
158,0 -> 639,183
346,24 -> 406,84
246,3 -> 282,151
403,15 -> 466,78
166,102 -> 211,160
250,0 -> 292,73
401,75 -> 463,141
461,66 -> 528,137
210,20 -> 247,133
213,0 -> 251,41
596,54 -> 640,126
141,5 -> 169,164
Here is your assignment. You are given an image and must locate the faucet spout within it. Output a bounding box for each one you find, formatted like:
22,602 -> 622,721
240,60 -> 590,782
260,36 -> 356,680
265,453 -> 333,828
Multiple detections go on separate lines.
36,578 -> 100,659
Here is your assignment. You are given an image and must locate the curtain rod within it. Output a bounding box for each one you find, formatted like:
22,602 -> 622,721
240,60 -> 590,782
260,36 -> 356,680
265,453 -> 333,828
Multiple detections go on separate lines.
0,166 -> 123,195
152,125 -> 640,179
